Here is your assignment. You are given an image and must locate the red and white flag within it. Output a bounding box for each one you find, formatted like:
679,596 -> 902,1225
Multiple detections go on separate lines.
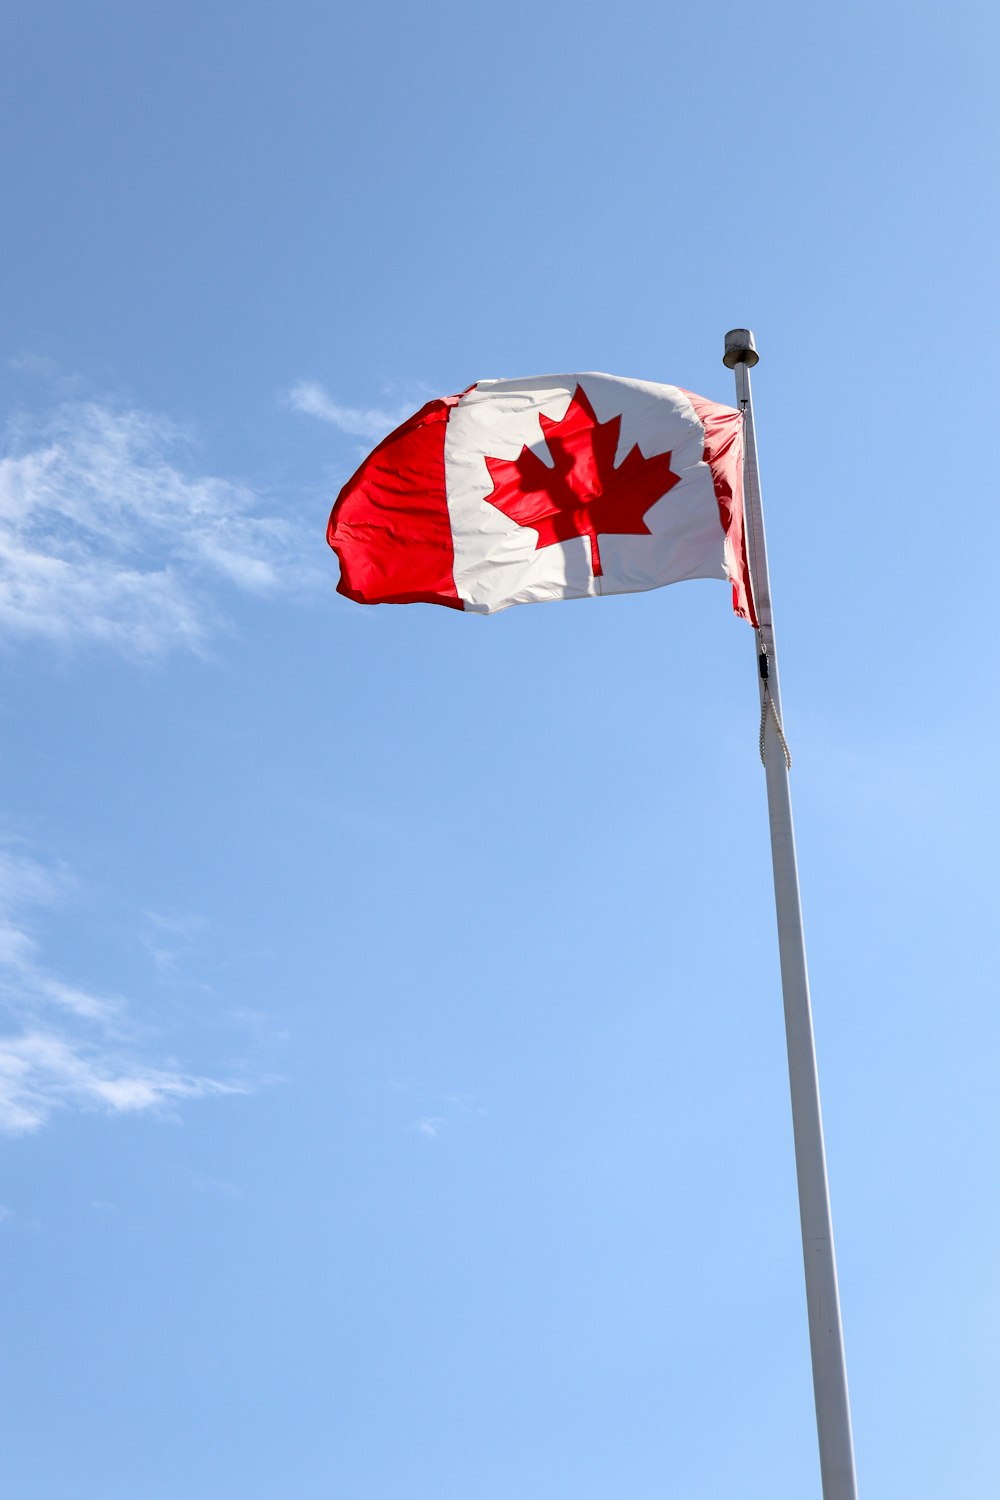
327,372 -> 756,622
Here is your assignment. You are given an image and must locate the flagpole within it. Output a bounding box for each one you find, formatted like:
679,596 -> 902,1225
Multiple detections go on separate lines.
723,329 -> 858,1499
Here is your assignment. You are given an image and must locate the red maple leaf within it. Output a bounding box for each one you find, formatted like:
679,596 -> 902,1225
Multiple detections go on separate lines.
483,385 -> 679,577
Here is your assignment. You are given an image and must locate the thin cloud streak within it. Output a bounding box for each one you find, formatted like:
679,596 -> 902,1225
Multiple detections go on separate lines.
284,380 -> 412,439
0,400 -> 314,658
0,843 -> 247,1135
141,908 -> 209,976
0,1031 -> 243,1136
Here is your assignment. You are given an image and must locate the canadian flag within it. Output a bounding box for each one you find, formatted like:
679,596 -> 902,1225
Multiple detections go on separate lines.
327,372 -> 756,622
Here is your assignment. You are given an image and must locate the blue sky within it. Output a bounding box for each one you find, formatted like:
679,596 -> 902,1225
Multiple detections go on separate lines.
1,2 -> 997,1495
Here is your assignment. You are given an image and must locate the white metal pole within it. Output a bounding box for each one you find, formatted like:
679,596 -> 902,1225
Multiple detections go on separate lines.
723,329 -> 858,1499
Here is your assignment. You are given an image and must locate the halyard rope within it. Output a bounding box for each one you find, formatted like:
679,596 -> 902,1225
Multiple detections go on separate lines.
759,689 -> 792,769
757,638 -> 792,769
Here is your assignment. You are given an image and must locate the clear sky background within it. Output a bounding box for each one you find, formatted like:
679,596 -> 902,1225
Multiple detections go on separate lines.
1,3 -> 997,1496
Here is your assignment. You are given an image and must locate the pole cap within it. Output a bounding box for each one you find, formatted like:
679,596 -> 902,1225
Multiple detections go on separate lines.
723,328 -> 759,368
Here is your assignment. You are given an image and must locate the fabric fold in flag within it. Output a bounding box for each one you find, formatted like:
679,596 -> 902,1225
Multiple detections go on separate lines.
327,372 -> 757,623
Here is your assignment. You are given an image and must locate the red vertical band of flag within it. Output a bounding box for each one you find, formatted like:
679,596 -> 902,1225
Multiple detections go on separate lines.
682,389 -> 758,626
328,393 -> 465,609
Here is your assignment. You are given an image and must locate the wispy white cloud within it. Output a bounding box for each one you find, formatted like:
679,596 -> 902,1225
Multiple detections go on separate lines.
7,353 -> 59,377
445,1092 -> 486,1116
0,842 -> 246,1135
0,848 -> 120,1024
0,400 -> 314,658
284,380 -> 413,439
0,1031 -> 241,1135
141,908 -> 209,975
191,1177 -> 244,1198
407,1089 -> 486,1141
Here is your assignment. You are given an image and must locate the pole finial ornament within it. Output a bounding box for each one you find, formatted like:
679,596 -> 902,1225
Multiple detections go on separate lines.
723,328 -> 759,369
